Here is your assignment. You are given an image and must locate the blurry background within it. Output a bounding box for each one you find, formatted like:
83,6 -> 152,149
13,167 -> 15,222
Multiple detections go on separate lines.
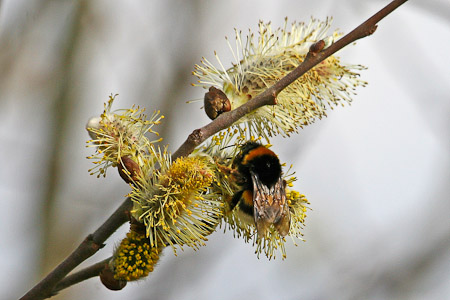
1,0 -> 449,299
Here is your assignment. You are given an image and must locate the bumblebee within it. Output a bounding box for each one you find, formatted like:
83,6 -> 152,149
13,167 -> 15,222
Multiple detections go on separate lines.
230,142 -> 291,236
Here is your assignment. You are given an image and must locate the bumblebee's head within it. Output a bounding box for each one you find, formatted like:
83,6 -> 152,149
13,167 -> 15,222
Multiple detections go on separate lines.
235,142 -> 282,187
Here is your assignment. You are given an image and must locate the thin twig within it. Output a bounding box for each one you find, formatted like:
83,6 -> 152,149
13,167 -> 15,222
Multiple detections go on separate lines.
19,0 -> 409,299
19,199 -> 132,300
172,0 -> 409,160
51,257 -> 112,296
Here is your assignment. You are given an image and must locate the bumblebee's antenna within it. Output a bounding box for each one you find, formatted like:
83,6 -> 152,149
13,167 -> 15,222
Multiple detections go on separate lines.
219,143 -> 241,161
219,144 -> 237,151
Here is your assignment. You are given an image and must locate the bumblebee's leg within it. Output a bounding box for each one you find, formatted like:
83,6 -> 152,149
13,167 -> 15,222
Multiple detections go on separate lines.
239,190 -> 254,217
230,190 -> 243,211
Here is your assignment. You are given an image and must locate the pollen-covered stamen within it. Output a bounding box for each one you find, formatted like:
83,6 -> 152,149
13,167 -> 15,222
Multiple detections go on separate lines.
192,18 -> 367,140
130,150 -> 223,253
112,231 -> 162,281
85,94 -> 164,177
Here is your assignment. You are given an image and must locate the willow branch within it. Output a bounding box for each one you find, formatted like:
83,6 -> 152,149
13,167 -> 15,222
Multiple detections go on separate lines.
172,0 -> 409,160
20,199 -> 132,300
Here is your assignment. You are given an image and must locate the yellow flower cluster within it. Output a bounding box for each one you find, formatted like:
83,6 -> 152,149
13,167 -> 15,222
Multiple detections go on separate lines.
131,152 -> 223,253
113,231 -> 161,281
193,18 -> 366,140
200,130 -> 310,259
86,94 -> 163,177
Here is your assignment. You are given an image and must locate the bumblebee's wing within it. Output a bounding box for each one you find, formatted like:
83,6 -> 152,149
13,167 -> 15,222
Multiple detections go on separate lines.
251,172 -> 291,237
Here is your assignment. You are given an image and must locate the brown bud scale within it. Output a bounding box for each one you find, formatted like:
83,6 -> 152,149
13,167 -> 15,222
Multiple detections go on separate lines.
118,156 -> 141,183
204,86 -> 231,120
309,40 -> 325,55
100,265 -> 127,291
